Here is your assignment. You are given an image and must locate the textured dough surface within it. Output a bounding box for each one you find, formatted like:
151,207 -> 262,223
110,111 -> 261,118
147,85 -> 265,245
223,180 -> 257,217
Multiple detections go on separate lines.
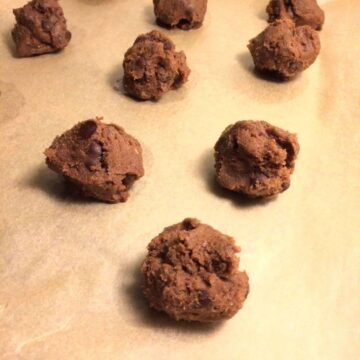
214,120 -> 299,198
266,0 -> 325,31
123,30 -> 190,100
153,0 -> 208,30
141,218 -> 249,322
248,18 -> 320,78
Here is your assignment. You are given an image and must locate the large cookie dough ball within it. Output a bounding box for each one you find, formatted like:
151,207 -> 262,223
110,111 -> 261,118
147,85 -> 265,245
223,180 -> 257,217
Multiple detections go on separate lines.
266,0 -> 325,31
153,0 -> 208,30
141,218 -> 249,322
123,30 -> 190,101
45,118 -> 144,203
247,18 -> 320,79
214,120 -> 299,198
12,0 -> 71,57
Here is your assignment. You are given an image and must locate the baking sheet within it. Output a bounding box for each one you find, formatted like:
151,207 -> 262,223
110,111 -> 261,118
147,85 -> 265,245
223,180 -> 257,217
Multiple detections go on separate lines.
0,0 -> 359,359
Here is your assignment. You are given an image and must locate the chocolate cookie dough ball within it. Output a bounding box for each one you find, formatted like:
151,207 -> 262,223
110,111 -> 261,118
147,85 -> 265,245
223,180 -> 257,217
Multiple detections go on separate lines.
247,18 -> 320,78
12,0 -> 71,57
141,218 -> 249,322
123,30 -> 190,100
44,118 -> 144,203
266,0 -> 325,31
214,121 -> 299,198
153,0 -> 208,30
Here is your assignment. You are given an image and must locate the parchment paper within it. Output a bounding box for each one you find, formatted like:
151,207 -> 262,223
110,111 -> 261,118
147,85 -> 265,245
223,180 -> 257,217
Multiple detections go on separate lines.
0,0 -> 359,359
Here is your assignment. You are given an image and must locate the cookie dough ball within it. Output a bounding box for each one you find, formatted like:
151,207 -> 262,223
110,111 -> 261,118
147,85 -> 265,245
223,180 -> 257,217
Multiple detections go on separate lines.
153,0 -> 208,30
12,0 -> 71,57
141,218 -> 249,322
247,18 -> 320,78
123,30 -> 190,101
266,0 -> 325,31
214,120 -> 299,198
44,118 -> 144,203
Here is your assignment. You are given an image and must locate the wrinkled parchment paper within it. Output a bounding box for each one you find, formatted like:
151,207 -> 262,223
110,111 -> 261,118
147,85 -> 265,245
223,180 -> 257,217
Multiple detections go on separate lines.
1,0 -> 359,359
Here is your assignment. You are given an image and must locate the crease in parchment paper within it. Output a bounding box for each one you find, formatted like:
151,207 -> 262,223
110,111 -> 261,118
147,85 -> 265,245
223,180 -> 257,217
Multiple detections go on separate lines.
4,317 -> 73,357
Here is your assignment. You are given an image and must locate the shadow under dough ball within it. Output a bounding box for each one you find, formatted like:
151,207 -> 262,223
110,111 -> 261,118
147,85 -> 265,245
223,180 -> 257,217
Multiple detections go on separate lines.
266,0 -> 325,31
153,0 -> 208,30
44,118 -> 144,203
123,30 -> 190,101
214,120 -> 299,198
141,218 -> 249,322
247,18 -> 320,79
12,0 -> 71,57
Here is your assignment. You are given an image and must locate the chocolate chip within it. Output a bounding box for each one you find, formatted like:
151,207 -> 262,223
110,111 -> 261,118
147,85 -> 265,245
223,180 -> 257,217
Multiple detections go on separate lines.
282,181 -> 290,191
197,291 -> 211,307
88,141 -> 102,157
177,19 -> 191,27
288,61 -> 299,72
251,173 -> 269,186
42,20 -> 52,31
34,2 -> 46,12
85,142 -> 102,169
85,157 -> 98,169
163,40 -> 173,50
122,174 -> 137,187
182,218 -> 198,231
212,259 -> 228,273
78,120 -> 97,139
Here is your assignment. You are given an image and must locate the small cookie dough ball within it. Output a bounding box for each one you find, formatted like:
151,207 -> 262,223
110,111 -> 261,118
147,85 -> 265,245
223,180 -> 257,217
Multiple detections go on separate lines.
141,218 -> 249,322
153,0 -> 208,30
123,30 -> 190,101
214,120 -> 299,198
266,0 -> 325,31
12,0 -> 71,57
247,18 -> 320,78
44,118 -> 144,203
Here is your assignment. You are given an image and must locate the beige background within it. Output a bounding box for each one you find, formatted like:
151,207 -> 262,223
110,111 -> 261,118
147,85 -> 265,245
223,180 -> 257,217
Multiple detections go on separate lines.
1,0 -> 359,359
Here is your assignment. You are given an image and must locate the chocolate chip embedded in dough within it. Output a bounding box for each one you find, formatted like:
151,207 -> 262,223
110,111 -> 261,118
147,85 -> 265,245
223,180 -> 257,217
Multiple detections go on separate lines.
197,291 -> 211,307
88,141 -> 102,157
11,0 -> 71,57
44,118 -> 144,203
78,120 -> 98,139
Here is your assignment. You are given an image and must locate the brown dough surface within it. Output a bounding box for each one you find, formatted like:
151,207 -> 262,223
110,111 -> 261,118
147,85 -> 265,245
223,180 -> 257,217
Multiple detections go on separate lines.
153,0 -> 208,30
123,30 -> 190,101
214,120 -> 299,198
12,0 -> 71,57
141,218 -> 249,322
44,118 -> 144,203
247,18 -> 320,78
266,0 -> 325,31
